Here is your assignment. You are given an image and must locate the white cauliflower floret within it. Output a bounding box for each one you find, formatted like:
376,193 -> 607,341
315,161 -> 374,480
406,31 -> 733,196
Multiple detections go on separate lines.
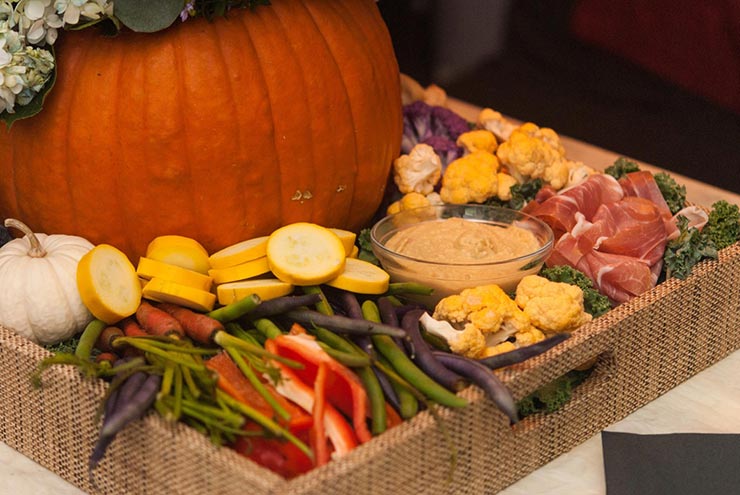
419,312 -> 486,359
476,108 -> 517,142
515,275 -> 592,332
392,143 -> 442,195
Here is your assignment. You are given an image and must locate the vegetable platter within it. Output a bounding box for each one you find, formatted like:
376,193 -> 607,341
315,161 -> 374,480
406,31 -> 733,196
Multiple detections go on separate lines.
4,72 -> 740,495
2,176 -> 740,495
3,241 -> 740,495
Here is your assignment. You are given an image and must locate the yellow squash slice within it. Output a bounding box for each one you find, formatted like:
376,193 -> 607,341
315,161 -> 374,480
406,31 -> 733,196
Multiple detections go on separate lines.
77,244 -> 142,324
328,228 -> 357,257
136,256 -> 213,291
208,256 -> 271,285
266,223 -> 346,285
145,235 -> 210,275
141,277 -> 216,312
208,236 -> 269,270
325,257 -> 390,294
216,278 -> 294,305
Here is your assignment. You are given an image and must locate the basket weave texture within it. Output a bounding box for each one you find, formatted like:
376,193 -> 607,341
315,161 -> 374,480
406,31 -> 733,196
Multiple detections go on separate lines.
2,243 -> 739,495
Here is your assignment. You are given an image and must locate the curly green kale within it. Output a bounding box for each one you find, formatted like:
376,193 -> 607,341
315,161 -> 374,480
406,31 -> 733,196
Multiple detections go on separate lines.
356,228 -> 380,265
654,172 -> 687,214
663,215 -> 718,280
486,178 -> 544,210
517,368 -> 593,417
604,157 -> 640,180
702,200 -> 740,250
539,265 -> 612,317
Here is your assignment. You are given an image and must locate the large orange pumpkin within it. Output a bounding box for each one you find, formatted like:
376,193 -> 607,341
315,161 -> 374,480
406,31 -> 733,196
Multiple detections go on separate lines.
0,0 -> 401,260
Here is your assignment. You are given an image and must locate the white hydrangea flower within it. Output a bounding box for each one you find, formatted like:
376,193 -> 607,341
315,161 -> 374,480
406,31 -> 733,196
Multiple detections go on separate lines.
54,0 -> 111,26
0,19 -> 54,114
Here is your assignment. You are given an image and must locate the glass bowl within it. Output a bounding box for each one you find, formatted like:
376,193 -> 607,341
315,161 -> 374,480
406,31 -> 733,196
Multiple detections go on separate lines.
370,204 -> 554,307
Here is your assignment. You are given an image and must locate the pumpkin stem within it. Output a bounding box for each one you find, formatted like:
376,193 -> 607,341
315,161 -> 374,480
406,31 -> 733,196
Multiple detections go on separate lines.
4,219 -> 47,258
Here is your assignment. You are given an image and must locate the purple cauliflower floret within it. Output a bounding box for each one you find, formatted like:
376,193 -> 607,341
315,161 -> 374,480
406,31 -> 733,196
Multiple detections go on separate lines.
430,106 -> 470,141
401,101 -> 471,155
421,135 -> 462,170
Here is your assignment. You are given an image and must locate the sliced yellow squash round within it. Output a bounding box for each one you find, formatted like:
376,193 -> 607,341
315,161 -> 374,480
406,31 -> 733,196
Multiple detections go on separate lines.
136,256 -> 213,291
145,235 -> 210,275
141,277 -> 216,312
208,256 -> 271,285
328,228 -> 357,257
216,278 -> 294,305
77,244 -> 142,324
325,257 -> 390,294
266,223 -> 346,285
208,236 -> 269,269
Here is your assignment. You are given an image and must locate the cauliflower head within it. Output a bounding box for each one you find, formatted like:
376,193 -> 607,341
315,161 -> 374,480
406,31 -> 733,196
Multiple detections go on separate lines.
434,284 -> 534,350
496,124 -> 570,190
439,150 -> 499,204
515,275 -> 592,332
457,129 -> 498,154
392,143 -> 443,195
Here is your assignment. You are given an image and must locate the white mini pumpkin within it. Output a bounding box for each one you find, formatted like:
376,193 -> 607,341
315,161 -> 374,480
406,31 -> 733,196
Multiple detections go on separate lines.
0,219 -> 95,345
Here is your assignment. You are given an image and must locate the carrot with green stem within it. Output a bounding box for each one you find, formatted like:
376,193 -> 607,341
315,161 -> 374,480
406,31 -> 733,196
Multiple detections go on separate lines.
136,301 -> 184,338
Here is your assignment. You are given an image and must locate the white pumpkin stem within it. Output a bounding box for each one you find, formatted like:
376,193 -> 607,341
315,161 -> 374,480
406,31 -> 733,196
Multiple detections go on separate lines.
4,218 -> 47,258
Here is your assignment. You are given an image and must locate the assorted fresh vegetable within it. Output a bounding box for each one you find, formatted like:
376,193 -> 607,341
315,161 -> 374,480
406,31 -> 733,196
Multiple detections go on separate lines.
7,81 -> 740,483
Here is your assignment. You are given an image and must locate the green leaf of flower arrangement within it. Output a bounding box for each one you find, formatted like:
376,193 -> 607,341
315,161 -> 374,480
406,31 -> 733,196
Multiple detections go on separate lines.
114,0 -> 185,33
1,64 -> 56,129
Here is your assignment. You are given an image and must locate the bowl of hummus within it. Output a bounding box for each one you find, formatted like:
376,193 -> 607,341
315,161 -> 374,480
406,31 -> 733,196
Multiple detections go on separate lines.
370,204 -> 554,306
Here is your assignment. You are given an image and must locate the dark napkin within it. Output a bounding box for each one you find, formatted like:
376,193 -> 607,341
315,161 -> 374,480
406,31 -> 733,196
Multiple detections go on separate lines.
601,431 -> 740,495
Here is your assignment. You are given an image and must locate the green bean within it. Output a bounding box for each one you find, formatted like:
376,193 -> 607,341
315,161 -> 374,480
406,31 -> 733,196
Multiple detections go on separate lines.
386,282 -> 434,296
75,319 -> 108,360
252,317 -> 283,340
207,293 -> 261,322
362,301 -> 468,409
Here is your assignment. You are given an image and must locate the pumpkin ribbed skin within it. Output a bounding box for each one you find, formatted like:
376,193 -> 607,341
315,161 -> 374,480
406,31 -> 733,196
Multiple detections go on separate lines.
0,0 -> 401,260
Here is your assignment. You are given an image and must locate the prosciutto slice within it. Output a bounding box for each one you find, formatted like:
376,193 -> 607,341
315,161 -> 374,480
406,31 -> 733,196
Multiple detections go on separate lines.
543,174 -> 671,305
529,173 -> 624,239
620,170 -> 679,239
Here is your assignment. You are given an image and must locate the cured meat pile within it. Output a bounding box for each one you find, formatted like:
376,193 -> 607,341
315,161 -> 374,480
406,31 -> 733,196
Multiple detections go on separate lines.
525,171 -> 683,304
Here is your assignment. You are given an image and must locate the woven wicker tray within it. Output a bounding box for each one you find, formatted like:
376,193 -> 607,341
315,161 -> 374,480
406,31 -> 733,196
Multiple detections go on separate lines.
2,242 -> 739,495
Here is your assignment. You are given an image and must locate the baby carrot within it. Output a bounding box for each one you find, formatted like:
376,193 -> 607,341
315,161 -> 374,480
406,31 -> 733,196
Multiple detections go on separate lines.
119,317 -> 149,338
158,302 -> 224,345
135,301 -> 184,338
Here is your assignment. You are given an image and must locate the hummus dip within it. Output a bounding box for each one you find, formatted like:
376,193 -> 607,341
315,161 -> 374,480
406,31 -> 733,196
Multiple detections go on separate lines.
385,217 -> 541,264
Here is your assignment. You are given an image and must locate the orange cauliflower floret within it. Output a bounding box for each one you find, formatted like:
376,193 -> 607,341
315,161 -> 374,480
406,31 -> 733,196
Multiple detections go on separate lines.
392,143 -> 442,195
432,284 -> 535,358
386,191 -> 443,216
456,129 -> 498,154
515,275 -> 592,332
496,123 -> 570,190
495,172 -> 518,201
439,150 -> 499,204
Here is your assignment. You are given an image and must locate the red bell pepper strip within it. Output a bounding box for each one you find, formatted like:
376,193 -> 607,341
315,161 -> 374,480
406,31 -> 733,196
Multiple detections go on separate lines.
205,352 -> 312,432
265,339 -> 359,459
268,330 -> 373,444
311,362 -> 330,466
